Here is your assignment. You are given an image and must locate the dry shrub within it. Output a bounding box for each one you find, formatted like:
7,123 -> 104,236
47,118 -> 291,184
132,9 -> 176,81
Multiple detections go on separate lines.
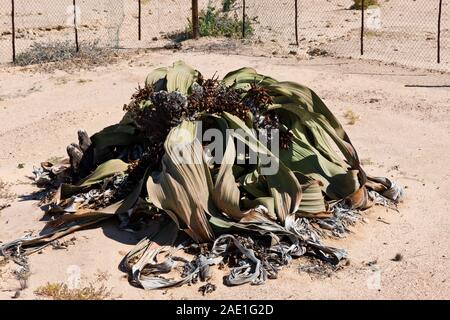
35,282 -> 113,300
343,109 -> 361,125
350,0 -> 379,10
0,179 -> 15,212
14,40 -> 125,72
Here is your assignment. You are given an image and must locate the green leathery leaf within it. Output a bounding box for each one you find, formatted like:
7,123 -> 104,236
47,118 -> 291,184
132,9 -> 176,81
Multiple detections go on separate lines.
280,134 -> 359,199
10,200 -> 140,257
232,165 -> 246,178
277,108 -> 345,168
78,159 -> 129,186
221,112 -> 302,223
211,137 -> 273,221
238,169 -> 269,199
91,124 -> 138,149
270,103 -> 359,169
298,194 -> 326,214
241,197 -> 276,220
60,159 -> 129,199
267,82 -> 349,141
293,172 -> 327,214
166,61 -> 199,95
223,67 -> 277,90
146,121 -> 215,243
222,111 -> 269,156
211,138 -> 244,220
145,67 -> 168,91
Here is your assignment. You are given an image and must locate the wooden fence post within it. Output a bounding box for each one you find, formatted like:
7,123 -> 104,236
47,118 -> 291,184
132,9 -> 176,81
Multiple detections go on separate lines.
11,0 -> 16,63
192,0 -> 199,39
295,0 -> 299,45
73,0 -> 79,52
242,0 -> 246,38
138,0 -> 142,41
360,0 -> 364,55
437,0 -> 442,63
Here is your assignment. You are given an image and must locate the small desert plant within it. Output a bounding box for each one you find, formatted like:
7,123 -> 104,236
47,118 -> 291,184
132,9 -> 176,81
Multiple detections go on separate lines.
35,282 -> 112,300
364,30 -> 381,37
14,40 -> 118,69
344,109 -> 361,125
15,41 -> 78,66
187,6 -> 253,38
0,257 -> 8,268
360,158 -> 374,166
222,0 -> 237,12
350,0 -> 379,10
0,179 -> 15,212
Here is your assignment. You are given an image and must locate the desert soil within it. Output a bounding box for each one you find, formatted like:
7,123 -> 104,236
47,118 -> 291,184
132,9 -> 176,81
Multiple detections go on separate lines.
0,49 -> 449,300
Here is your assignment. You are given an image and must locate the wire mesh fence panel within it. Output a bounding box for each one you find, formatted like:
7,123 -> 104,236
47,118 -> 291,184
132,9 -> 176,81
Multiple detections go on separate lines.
138,0 -> 190,47
443,0 -> 449,66
0,0 -> 127,63
245,0 -> 298,52
0,0 -> 448,70
322,0 -> 449,71
74,0 -> 125,48
113,0 -> 193,49
295,0 -> 361,57
6,0 -> 73,58
0,0 -> 12,63
118,0 -> 143,48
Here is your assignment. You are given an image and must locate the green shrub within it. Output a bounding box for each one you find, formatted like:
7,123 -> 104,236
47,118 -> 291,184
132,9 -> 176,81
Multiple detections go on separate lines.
350,0 -> 379,9
222,0 -> 237,12
187,6 -> 253,39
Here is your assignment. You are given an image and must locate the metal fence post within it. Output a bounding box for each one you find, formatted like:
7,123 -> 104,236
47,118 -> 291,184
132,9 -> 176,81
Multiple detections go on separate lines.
138,0 -> 142,41
295,0 -> 299,45
437,0 -> 442,63
242,0 -> 246,38
11,0 -> 16,63
360,0 -> 364,55
73,0 -> 79,52
192,0 -> 199,39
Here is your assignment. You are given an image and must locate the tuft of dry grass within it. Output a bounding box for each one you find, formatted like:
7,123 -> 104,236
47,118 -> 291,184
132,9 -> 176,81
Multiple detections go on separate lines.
350,0 -> 379,10
95,270 -> 111,282
35,282 -> 113,300
77,78 -> 93,84
0,179 -> 15,199
361,158 -> 374,166
14,40 -> 129,72
343,109 -> 361,125
0,179 -> 16,212
364,30 -> 382,37
0,258 -> 8,268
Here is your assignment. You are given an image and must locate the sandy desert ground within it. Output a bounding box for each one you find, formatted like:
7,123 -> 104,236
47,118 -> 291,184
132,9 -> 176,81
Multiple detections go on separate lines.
0,46 -> 449,299
0,0 -> 448,70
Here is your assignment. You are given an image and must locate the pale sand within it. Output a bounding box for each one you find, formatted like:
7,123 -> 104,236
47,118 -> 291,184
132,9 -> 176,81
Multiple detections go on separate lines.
0,50 -> 449,299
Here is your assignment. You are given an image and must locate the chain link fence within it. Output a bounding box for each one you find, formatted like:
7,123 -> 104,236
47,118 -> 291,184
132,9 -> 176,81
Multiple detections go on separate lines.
0,0 -> 125,62
0,0 -> 448,70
